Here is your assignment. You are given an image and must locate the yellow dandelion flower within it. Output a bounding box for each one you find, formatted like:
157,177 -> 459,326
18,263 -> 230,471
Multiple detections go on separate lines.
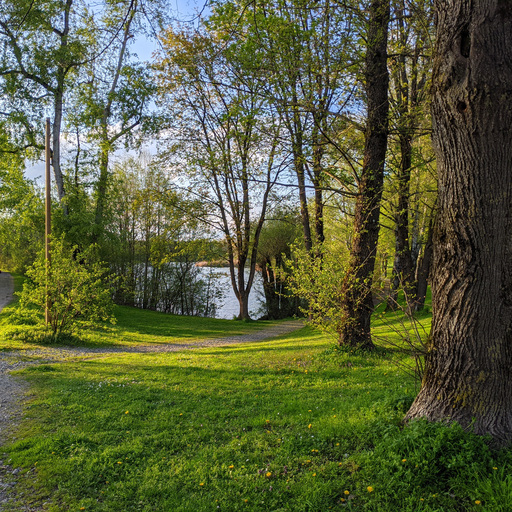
402,459 -> 407,462
266,472 -> 272,478
312,473 -> 316,476
340,498 -> 346,503
344,490 -> 350,495
199,483 -> 204,486
475,501 -> 481,505
308,424 -> 312,429
367,486 -> 374,493
125,411 -> 129,414
117,461 -> 122,464
229,465 -> 234,469
493,467 -> 498,470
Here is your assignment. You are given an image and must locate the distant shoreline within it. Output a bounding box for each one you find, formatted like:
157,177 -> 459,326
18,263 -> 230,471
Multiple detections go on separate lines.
195,261 -> 229,268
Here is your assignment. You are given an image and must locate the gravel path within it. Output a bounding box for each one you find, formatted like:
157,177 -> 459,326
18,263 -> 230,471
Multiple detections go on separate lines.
0,272 -> 32,511
0,273 -> 303,510
0,273 -> 13,313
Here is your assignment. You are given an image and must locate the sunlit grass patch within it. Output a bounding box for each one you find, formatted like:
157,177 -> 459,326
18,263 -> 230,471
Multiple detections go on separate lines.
6,327 -> 406,511
4,294 -> 512,512
0,274 -> 286,350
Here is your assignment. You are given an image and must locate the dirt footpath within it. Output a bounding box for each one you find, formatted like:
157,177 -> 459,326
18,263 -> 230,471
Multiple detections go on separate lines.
0,273 -> 35,511
0,273 -> 13,314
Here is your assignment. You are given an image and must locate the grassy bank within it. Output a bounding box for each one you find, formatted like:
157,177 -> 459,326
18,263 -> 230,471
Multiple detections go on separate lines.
2,298 -> 512,511
0,276 -> 280,351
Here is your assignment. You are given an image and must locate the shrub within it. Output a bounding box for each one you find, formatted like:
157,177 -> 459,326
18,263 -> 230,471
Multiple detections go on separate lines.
15,238 -> 115,341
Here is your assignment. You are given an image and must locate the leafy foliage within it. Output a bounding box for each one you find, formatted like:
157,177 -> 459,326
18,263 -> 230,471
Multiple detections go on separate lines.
288,244 -> 366,342
257,209 -> 303,319
0,162 -> 44,273
16,238 -> 115,341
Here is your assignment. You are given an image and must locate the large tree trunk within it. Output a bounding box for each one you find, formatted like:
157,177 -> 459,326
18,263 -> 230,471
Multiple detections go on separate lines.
406,0 -> 512,445
52,89 -> 66,209
93,139 -> 110,242
386,134 -> 415,310
312,120 -> 326,251
386,3 -> 429,311
337,0 -> 390,349
292,128 -> 313,254
236,291 -> 251,321
51,0 -> 73,214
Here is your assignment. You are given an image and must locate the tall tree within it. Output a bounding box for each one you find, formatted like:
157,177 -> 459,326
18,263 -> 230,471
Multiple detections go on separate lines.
211,0 -> 354,256
72,0 -> 160,241
157,27 -> 284,320
385,0 -> 433,310
406,0 -> 512,445
337,0 -> 391,349
0,0 -> 91,208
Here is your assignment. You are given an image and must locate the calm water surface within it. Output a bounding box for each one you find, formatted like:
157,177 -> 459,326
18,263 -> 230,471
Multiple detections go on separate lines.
199,267 -> 264,319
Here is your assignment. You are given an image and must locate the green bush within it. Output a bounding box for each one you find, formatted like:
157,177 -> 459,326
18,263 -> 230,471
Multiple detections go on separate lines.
15,238 -> 115,341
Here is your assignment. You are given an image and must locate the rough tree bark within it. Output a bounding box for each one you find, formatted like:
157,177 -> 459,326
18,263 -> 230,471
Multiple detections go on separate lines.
337,0 -> 390,349
405,0 -> 512,445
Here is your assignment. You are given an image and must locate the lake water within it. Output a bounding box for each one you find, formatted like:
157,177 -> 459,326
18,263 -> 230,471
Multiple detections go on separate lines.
199,267 -> 265,320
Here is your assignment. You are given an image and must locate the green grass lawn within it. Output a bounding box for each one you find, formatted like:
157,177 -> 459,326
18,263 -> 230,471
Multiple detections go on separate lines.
2,293 -> 512,511
0,278 -> 282,351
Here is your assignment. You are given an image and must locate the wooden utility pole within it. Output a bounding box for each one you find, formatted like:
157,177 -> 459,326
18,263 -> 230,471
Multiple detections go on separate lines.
45,118 -> 51,324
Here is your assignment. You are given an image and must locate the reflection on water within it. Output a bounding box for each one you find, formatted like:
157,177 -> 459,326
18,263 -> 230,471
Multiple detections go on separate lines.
198,267 -> 264,319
